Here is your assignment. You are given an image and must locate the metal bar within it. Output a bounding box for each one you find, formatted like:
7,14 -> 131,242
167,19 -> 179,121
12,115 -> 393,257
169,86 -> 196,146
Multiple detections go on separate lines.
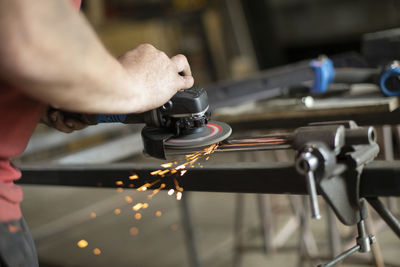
217,134 -> 293,152
206,60 -> 314,109
317,245 -> 360,267
18,161 -> 400,197
366,197 -> 400,238
179,193 -> 202,267
383,125 -> 394,161
382,125 -> 399,217
256,194 -> 272,254
333,68 -> 379,84
232,194 -> 244,267
221,107 -> 400,132
165,134 -> 293,156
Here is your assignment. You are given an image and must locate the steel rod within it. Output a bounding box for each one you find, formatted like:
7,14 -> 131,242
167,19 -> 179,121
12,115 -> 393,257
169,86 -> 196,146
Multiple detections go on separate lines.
366,197 -> 400,238
317,245 -> 360,267
165,133 -> 293,156
216,134 -> 293,152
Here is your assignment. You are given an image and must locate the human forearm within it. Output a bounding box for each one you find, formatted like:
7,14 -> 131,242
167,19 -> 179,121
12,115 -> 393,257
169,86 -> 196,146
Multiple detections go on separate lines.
0,0 -> 193,114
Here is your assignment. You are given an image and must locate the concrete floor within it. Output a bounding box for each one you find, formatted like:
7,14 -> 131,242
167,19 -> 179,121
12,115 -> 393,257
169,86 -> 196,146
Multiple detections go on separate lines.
21,186 -> 400,267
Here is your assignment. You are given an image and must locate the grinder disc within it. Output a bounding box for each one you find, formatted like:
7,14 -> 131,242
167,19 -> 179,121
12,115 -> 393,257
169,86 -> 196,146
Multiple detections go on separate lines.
165,121 -> 231,149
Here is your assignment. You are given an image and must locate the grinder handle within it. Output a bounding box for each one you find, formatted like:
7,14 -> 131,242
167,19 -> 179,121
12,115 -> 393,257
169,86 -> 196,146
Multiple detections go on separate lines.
50,108 -> 145,125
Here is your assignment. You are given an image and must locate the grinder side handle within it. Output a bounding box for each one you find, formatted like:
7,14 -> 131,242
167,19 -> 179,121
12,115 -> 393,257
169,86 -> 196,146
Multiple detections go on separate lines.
51,109 -> 146,125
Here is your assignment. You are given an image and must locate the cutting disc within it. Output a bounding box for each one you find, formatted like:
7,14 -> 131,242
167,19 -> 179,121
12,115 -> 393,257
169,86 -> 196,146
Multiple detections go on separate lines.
165,121 -> 231,149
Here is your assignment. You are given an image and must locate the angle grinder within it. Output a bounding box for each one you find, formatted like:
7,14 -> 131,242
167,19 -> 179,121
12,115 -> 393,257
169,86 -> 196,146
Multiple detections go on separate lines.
58,87 -> 231,159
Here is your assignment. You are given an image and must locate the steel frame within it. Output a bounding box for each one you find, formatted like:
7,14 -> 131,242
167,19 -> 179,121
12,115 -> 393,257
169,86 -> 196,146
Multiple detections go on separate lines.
18,160 -> 400,197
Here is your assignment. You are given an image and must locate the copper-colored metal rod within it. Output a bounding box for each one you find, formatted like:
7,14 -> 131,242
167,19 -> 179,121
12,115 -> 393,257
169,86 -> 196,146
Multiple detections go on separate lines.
216,134 -> 294,152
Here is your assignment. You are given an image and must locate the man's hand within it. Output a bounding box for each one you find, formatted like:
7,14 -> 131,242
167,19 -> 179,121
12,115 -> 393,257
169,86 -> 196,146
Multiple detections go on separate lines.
0,0 -> 194,114
40,107 -> 88,133
119,44 -> 194,112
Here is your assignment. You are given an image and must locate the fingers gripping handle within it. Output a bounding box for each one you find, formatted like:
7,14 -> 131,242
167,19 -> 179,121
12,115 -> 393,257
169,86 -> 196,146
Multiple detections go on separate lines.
59,112 -> 145,125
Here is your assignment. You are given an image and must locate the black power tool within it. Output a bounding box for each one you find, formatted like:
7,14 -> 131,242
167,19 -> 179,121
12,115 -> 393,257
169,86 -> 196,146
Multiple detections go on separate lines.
59,87 -> 231,159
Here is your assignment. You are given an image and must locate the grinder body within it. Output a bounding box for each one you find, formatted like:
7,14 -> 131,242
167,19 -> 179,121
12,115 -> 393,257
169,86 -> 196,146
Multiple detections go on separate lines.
57,87 -> 231,159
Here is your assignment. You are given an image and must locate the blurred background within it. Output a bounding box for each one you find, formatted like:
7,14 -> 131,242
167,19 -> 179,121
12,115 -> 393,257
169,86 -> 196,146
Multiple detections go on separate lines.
17,0 -> 400,266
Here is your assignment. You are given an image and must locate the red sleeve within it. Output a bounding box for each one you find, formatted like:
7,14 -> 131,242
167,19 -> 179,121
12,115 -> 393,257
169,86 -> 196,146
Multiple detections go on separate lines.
71,0 -> 82,11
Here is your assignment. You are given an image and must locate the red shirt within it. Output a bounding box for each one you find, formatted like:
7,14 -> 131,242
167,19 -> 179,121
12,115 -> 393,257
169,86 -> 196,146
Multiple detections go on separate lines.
0,0 -> 81,222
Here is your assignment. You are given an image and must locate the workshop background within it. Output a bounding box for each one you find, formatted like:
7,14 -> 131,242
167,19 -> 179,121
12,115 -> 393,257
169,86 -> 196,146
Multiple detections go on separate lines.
17,0 -> 400,266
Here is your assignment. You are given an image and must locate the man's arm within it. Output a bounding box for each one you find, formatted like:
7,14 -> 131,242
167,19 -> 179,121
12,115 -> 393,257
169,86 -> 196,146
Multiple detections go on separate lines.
0,0 -> 194,114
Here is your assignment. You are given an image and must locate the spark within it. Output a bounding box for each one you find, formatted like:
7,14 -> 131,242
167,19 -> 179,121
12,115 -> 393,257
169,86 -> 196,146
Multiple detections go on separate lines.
175,164 -> 186,170
133,203 -> 144,211
77,239 -> 88,248
129,227 -> 139,236
135,213 -> 142,220
161,162 -> 173,168
129,174 -> 139,180
147,183 -> 166,199
137,183 -> 150,192
158,169 -> 170,176
204,143 -> 219,155
173,178 -> 184,192
151,170 -> 162,176
137,186 -> 147,192
127,144 -> 219,219
73,144 -> 220,257
116,188 -> 124,193
124,196 -> 133,204
186,152 -> 201,159
148,180 -> 161,187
